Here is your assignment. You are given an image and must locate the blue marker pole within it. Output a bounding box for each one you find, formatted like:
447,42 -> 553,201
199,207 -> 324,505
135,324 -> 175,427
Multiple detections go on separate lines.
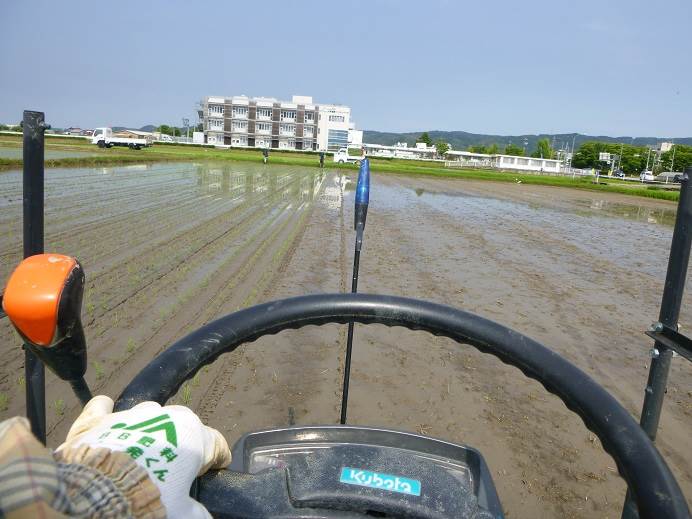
340,159 -> 370,424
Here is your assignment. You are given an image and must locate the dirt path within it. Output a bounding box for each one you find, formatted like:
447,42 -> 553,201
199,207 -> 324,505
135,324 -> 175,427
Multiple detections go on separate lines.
1,165 -> 690,517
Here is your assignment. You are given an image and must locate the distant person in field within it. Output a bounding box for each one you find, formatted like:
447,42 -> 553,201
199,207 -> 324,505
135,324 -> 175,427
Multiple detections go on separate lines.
262,148 -> 269,164
319,151 -> 325,168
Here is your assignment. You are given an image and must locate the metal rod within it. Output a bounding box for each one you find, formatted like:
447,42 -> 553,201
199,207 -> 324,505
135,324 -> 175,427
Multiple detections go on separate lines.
340,245 -> 361,424
339,159 -> 370,424
69,378 -> 93,406
23,110 -> 47,444
622,166 -> 692,519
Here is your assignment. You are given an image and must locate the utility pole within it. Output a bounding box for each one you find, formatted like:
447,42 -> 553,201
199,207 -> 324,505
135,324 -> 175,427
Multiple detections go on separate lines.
182,118 -> 190,141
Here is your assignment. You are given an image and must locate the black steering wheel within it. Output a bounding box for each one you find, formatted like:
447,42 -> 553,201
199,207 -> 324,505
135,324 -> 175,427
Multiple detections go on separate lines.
115,293 -> 689,519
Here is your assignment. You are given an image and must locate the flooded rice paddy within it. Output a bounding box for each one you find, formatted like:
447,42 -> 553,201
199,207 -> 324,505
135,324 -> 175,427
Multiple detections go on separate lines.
0,162 -> 690,517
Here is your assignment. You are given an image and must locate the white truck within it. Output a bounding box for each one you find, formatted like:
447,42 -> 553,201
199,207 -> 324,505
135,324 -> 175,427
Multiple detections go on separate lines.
333,147 -> 364,164
91,127 -> 150,150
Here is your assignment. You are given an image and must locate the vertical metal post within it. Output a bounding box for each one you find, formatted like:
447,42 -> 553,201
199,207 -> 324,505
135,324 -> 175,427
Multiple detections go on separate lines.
622,166 -> 692,518
340,246 -> 361,424
22,110 -> 47,444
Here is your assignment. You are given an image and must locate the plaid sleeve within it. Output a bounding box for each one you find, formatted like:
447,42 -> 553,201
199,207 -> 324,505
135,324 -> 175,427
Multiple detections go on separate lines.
0,417 -> 164,519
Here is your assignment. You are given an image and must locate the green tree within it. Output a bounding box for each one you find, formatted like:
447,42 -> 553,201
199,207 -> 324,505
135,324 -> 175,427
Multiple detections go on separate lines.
435,140 -> 450,157
503,144 -> 524,156
661,144 -> 692,173
486,143 -> 499,155
468,145 -> 487,154
158,124 -> 173,136
572,141 -> 648,175
532,138 -> 554,159
417,132 -> 432,146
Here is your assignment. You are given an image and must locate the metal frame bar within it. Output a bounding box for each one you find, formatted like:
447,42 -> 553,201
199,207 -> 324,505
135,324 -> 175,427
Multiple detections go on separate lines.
22,110 -> 47,444
622,167 -> 692,518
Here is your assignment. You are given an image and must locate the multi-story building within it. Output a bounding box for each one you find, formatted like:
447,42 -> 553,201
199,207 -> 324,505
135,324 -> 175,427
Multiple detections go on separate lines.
198,94 -> 358,151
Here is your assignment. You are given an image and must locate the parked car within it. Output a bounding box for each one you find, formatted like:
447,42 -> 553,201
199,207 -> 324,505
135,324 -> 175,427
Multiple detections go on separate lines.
639,171 -> 655,182
674,174 -> 684,183
613,170 -> 625,178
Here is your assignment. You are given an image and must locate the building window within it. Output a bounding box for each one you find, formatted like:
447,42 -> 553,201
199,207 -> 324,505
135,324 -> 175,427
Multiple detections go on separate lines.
232,120 -> 248,132
232,106 -> 248,118
208,104 -> 224,116
207,133 -> 223,144
279,124 -> 295,136
209,119 -> 224,130
304,112 -> 315,123
280,110 -> 296,121
303,126 -> 314,137
257,108 -> 272,120
328,115 -> 345,123
256,122 -> 272,134
327,129 -> 348,150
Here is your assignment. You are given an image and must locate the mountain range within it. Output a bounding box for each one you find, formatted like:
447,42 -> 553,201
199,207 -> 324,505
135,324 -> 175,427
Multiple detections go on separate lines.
363,130 -> 692,152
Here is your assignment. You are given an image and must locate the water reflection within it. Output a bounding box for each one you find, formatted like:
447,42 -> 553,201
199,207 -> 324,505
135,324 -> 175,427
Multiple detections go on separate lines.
576,199 -> 676,227
194,163 -> 325,204
409,186 -> 676,227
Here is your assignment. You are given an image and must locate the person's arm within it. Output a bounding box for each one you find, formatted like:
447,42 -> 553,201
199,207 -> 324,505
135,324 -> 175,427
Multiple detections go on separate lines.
0,416 -> 165,518
0,397 -> 231,519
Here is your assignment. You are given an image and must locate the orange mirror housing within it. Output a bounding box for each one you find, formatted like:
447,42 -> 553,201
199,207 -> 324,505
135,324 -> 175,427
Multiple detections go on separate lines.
2,254 -> 78,346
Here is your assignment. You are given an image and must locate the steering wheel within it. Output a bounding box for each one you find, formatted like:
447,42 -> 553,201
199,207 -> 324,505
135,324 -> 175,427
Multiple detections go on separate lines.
115,293 -> 689,519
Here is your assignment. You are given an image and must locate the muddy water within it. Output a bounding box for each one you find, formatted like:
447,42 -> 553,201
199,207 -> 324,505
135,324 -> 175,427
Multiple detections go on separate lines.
1,164 -> 690,517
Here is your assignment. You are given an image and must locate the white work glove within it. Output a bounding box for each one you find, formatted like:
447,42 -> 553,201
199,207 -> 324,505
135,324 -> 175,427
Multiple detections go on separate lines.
58,395 -> 231,519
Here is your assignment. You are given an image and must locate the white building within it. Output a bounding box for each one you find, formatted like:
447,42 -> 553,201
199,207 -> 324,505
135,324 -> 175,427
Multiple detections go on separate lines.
198,94 -> 359,151
362,142 -> 439,160
445,150 -> 562,173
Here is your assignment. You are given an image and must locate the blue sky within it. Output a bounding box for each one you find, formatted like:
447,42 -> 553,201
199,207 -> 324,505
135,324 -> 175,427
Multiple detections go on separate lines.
1,0 -> 691,136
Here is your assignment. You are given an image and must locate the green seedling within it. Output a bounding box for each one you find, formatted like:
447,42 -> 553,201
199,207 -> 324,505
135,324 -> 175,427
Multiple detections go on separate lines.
0,393 -> 8,412
54,399 -> 65,416
181,384 -> 192,406
126,338 -> 136,354
92,361 -> 104,380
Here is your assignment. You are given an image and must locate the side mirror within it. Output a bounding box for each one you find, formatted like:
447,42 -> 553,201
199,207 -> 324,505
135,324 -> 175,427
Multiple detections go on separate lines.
2,254 -> 87,381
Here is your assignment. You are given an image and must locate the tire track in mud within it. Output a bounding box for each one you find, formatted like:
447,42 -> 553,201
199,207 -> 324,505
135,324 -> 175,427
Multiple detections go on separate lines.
194,186 -> 325,425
